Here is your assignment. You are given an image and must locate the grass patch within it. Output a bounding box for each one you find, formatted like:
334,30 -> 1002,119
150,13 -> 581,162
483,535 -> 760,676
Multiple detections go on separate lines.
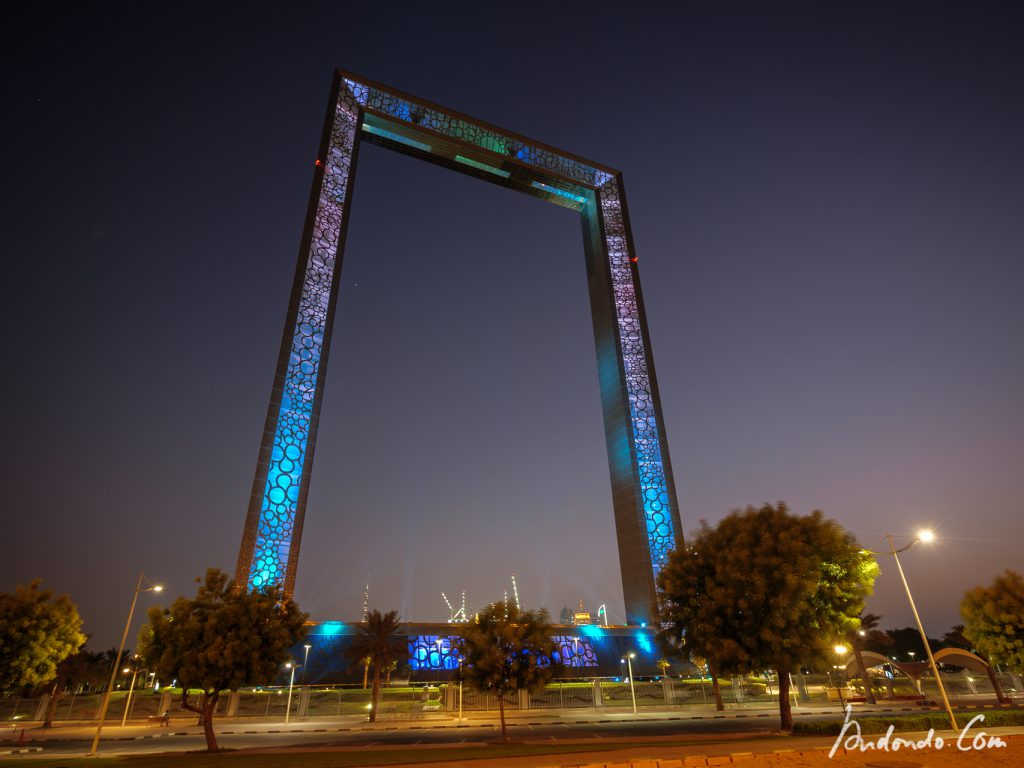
792,709 -> 1024,736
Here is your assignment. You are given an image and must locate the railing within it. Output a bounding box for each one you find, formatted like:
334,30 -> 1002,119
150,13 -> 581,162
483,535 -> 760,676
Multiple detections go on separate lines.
4,669 -> 1019,723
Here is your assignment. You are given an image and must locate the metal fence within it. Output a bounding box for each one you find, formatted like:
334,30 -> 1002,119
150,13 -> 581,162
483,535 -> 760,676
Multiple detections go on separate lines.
3,669 -> 1021,722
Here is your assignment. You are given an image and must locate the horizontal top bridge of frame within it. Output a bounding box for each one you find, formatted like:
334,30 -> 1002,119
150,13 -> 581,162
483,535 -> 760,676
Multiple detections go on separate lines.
338,69 -> 619,205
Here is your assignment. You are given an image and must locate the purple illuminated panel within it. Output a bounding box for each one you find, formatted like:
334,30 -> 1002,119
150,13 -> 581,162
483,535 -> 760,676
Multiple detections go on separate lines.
246,90 -> 361,591
597,176 -> 676,574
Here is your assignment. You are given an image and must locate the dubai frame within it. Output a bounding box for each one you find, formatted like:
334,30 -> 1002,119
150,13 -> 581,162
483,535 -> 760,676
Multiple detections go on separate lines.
235,71 -> 683,625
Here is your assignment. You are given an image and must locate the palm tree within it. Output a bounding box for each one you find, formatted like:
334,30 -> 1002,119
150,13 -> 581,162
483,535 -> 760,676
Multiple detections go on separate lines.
344,610 -> 406,722
848,612 -> 882,704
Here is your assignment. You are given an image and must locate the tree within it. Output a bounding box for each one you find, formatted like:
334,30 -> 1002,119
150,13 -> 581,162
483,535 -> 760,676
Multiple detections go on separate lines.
455,603 -> 561,740
961,570 -> 1024,672
658,503 -> 879,730
847,612 -> 883,704
343,610 -> 406,723
140,568 -> 307,751
0,580 -> 85,693
941,624 -> 973,651
40,648 -> 106,727
657,543 -> 736,711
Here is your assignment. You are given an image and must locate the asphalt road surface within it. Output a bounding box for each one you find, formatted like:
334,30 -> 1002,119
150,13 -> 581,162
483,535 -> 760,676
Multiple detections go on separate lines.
6,710 -> 924,757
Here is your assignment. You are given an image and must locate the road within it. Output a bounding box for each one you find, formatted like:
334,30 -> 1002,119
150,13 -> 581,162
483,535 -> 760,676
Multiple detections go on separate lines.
12,703 -> 1017,758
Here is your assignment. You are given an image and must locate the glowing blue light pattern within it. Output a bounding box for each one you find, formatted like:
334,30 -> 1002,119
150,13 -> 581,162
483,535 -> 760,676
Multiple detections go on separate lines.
246,89 -> 361,591
597,176 -> 677,574
408,635 -> 460,670
343,78 -> 604,186
552,636 -> 599,667
238,74 -> 680,621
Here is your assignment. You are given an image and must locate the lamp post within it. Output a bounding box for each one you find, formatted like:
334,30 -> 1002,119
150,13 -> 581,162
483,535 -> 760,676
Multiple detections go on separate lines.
620,652 -> 637,714
89,572 -> 162,756
833,645 -> 848,707
863,531 -> 957,731
302,644 -> 312,684
120,656 -> 141,727
284,662 -> 302,724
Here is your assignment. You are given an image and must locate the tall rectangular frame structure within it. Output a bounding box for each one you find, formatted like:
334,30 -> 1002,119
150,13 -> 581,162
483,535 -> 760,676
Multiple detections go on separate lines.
235,71 -> 682,624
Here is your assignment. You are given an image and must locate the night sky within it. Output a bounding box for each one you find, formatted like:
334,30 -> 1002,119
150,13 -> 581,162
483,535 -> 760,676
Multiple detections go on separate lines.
5,2 -> 1023,650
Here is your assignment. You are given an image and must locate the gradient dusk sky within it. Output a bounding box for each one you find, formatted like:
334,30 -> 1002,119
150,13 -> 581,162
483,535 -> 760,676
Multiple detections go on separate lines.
4,2 -> 1023,649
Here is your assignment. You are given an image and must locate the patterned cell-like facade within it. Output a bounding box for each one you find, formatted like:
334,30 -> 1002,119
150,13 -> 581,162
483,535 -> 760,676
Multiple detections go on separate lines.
235,71 -> 681,623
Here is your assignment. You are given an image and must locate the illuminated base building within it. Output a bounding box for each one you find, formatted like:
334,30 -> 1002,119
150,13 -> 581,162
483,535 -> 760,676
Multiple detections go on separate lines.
235,71 -> 683,626
292,621 -> 662,684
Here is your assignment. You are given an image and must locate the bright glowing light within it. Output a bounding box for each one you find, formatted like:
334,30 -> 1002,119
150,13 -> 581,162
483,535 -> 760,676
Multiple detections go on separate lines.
153,585 -> 163,592
833,645 -> 848,656
917,529 -> 935,543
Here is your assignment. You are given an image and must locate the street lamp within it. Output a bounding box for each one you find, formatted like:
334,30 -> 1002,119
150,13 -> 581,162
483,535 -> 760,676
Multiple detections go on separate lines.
120,655 -> 142,727
284,662 -> 302,724
302,644 -> 312,684
833,645 -> 849,707
620,652 -> 637,714
863,530 -> 957,731
457,656 -> 464,723
89,572 -> 162,756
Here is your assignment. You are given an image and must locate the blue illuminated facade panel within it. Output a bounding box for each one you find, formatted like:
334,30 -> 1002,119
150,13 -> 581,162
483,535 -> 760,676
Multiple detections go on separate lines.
596,178 -> 676,573
235,71 -> 682,620
235,83 -> 362,594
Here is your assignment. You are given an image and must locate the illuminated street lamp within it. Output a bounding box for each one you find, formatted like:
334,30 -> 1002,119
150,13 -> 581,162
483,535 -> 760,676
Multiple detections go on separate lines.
120,655 -> 142,727
89,573 -> 163,756
620,652 -> 637,714
302,643 -> 312,684
833,645 -> 849,706
284,662 -> 302,724
863,530 -> 957,731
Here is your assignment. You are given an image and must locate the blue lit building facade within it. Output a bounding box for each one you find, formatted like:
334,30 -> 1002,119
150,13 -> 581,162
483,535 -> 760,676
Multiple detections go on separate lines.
296,621 -> 663,684
234,71 -> 683,625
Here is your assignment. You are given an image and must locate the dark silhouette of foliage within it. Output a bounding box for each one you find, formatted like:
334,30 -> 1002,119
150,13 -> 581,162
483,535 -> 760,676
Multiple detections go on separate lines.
847,612 -> 883,704
40,648 -> 107,727
140,568 -> 307,751
455,603 -> 561,740
343,609 -> 406,723
658,503 -> 879,730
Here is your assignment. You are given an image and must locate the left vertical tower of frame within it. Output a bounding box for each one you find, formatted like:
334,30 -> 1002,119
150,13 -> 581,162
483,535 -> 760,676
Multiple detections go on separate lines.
235,78 -> 362,595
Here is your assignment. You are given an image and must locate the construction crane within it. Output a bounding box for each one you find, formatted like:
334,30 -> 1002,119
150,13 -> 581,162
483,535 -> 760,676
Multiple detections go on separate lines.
441,590 -> 467,623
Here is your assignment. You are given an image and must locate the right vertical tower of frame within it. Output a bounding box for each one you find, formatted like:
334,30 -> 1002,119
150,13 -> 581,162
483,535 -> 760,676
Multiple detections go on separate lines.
234,72 -> 682,625
582,175 -> 682,625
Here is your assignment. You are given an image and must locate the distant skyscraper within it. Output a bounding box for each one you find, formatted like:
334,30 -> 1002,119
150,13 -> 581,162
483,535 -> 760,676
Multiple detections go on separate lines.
235,71 -> 683,624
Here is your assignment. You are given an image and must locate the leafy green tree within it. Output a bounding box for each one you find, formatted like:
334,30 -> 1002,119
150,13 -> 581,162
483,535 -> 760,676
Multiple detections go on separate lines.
658,503 -> 879,730
455,603 -> 561,740
0,580 -> 85,693
140,568 -> 307,751
657,543 -> 735,710
343,610 -> 406,722
962,570 -> 1024,672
